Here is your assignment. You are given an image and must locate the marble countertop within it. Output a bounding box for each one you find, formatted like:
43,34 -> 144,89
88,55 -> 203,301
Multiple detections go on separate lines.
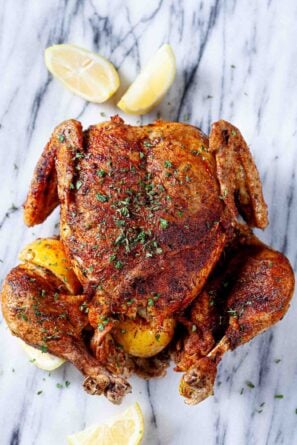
1,1 -> 297,444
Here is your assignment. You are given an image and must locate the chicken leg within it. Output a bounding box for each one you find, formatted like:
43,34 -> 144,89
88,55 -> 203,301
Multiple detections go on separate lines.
177,234 -> 294,404
1,263 -> 131,404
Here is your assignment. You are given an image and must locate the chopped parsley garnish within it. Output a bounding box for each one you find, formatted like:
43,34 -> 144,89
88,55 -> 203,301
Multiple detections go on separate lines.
164,160 -> 172,168
76,180 -> 83,190
147,298 -> 154,307
97,169 -> 106,177
56,383 -> 63,389
119,206 -> 129,216
115,219 -> 126,227
40,345 -> 48,353
58,134 -> 65,142
159,218 -> 169,229
143,140 -> 152,147
246,381 -> 255,389
114,260 -> 123,270
96,193 -> 109,202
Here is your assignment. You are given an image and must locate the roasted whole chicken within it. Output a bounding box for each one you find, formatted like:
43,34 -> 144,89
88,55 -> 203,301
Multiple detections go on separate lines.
1,117 -> 294,404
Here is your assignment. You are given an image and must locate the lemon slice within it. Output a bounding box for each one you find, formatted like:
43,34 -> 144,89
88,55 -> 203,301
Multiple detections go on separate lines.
19,238 -> 80,294
67,403 -> 144,445
45,44 -> 120,103
20,340 -> 65,371
117,44 -> 176,115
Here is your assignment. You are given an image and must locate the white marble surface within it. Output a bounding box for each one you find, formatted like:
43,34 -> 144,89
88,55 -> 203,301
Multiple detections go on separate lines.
1,1 -> 297,444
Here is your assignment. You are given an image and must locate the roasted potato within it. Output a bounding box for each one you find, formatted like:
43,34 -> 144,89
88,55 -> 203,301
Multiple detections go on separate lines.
113,318 -> 175,358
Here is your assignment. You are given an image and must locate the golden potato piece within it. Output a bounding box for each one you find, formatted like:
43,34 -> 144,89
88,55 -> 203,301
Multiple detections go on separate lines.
19,238 -> 81,294
113,318 -> 175,358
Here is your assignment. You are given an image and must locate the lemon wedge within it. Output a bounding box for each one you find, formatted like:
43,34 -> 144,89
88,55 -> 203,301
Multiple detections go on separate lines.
45,44 -> 120,103
19,238 -> 80,294
20,340 -> 65,371
67,403 -> 144,445
117,44 -> 176,115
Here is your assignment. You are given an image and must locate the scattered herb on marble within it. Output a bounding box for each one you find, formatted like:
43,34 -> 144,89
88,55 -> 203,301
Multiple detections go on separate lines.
245,380 -> 255,389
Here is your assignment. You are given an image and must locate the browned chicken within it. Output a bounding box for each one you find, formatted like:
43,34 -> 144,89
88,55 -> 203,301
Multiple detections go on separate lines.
1,117 -> 294,404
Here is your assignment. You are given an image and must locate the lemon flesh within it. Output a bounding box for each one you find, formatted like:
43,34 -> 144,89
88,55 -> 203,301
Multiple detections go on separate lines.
113,318 -> 175,358
45,44 -> 120,103
117,44 -> 176,114
20,340 -> 65,371
19,238 -> 80,294
67,402 -> 144,445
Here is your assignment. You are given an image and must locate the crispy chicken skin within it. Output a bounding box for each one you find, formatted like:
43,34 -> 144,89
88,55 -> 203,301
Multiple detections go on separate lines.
175,232 -> 294,404
25,117 -> 227,322
1,263 -> 131,403
209,121 -> 268,229
1,117 -> 294,404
